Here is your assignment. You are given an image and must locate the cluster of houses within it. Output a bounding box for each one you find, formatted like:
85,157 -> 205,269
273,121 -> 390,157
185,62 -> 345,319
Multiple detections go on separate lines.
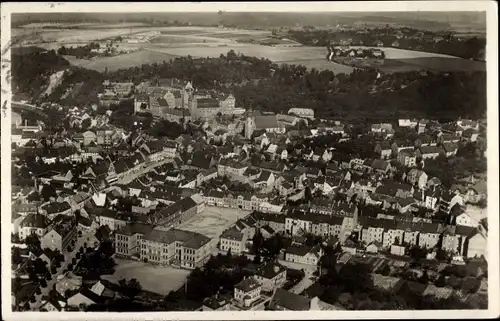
327,46 -> 385,60
11,76 -> 487,312
201,263 -> 343,311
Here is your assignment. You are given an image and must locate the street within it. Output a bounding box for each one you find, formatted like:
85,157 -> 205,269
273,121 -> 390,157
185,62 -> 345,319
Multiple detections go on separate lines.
31,227 -> 96,310
115,157 -> 175,185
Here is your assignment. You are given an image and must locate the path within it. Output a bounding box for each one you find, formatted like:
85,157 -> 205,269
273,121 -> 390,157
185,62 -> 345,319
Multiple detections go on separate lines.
31,227 -> 96,310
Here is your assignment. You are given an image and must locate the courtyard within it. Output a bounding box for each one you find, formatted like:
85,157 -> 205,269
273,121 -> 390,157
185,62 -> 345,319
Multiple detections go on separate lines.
101,258 -> 190,295
177,205 -> 251,239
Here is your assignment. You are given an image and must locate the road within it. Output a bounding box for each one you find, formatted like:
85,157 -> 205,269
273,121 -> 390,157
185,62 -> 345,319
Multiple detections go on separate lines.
115,157 -> 175,185
290,275 -> 315,295
31,227 -> 96,310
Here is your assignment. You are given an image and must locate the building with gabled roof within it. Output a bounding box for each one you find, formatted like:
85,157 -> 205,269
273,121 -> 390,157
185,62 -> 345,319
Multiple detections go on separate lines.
140,227 -> 213,269
19,214 -> 50,240
253,261 -> 287,292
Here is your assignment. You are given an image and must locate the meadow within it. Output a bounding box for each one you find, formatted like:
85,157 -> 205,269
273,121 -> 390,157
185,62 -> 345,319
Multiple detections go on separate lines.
64,49 -> 179,72
13,25 -> 486,74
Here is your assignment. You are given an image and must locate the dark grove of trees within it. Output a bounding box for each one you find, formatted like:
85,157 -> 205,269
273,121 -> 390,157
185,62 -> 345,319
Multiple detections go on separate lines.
288,28 -> 486,61
233,66 -> 486,121
57,42 -> 101,59
14,50 -> 486,123
11,50 -> 70,99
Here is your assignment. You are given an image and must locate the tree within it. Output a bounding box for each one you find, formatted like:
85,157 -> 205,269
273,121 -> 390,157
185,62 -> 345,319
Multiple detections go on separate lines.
253,254 -> 262,264
379,263 -> 391,276
40,278 -> 47,288
419,269 -> 430,284
251,230 -> 264,255
119,278 -> 142,298
41,184 -> 57,201
25,234 -> 41,252
12,246 -> 22,264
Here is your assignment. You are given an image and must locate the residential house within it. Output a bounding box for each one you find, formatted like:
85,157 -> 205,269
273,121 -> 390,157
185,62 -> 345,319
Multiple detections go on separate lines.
311,148 -> 332,162
19,214 -> 49,240
201,294 -> 232,311
418,223 -> 442,249
82,131 -> 97,146
39,202 -> 73,219
375,141 -> 392,159
461,129 -> 479,142
398,149 -> 418,168
370,159 -> 391,174
41,216 -> 78,252
253,261 -> 287,292
392,140 -> 414,155
219,227 -> 247,255
233,277 -> 262,309
398,119 -> 418,128
406,169 -> 428,189
456,226 -> 487,260
288,108 -> 314,119
455,212 -> 477,227
268,288 -> 312,311
443,143 -> 459,157
95,209 -> 128,231
416,146 -> 444,160
371,123 -> 394,134
284,244 -> 322,265
440,227 -> 461,254
414,134 -> 437,148
439,191 -> 464,214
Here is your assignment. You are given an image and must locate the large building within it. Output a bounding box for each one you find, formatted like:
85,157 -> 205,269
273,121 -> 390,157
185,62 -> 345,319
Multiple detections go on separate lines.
115,223 -> 154,258
140,228 -> 213,269
245,115 -> 286,139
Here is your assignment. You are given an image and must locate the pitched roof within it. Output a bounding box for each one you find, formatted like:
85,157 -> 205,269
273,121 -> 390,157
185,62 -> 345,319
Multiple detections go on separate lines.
220,227 -> 244,241
21,214 -> 49,228
420,146 -> 444,154
234,277 -> 261,292
254,115 -> 280,129
271,288 -> 311,310
255,261 -> 286,279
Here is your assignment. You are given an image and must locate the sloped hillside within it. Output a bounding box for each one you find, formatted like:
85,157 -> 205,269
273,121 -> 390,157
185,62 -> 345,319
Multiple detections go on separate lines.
11,50 -> 70,100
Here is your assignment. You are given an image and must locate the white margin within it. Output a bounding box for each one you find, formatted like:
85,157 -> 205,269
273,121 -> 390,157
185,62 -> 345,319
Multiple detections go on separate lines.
1,1 -> 498,320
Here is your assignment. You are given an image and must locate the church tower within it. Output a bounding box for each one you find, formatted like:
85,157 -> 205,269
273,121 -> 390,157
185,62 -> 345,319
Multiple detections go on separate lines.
245,116 -> 255,139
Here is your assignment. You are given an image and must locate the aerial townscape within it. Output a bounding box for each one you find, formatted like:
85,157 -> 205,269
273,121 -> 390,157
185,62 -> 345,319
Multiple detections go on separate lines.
7,10 -> 489,313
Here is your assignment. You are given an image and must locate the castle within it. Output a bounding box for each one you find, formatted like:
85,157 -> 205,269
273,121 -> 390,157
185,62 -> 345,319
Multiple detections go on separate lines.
134,79 -> 245,121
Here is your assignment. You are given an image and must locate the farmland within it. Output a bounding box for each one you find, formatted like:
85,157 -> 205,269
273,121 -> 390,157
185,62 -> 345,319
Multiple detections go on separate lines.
13,25 -> 486,74
64,49 -> 179,72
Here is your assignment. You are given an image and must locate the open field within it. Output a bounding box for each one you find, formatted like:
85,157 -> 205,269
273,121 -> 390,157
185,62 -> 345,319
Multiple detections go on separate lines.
12,28 -> 139,44
102,258 -> 190,295
19,22 -> 149,29
149,34 -> 230,44
177,206 -> 250,239
380,57 -> 486,73
15,26 -> 486,74
66,49 -> 179,72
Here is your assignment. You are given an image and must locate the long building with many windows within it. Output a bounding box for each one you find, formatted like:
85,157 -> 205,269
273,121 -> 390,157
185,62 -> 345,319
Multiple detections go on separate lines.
140,228 -> 213,269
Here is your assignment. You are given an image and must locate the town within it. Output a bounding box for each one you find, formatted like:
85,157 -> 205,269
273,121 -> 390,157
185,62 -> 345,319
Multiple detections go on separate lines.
7,10 -> 489,314
10,76 -> 488,311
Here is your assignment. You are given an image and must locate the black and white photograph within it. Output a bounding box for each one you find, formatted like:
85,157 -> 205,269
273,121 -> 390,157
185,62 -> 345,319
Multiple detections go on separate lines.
1,2 -> 498,319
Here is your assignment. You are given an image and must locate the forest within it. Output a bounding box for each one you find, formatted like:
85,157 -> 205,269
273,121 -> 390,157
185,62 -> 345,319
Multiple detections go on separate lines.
12,50 -> 487,121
